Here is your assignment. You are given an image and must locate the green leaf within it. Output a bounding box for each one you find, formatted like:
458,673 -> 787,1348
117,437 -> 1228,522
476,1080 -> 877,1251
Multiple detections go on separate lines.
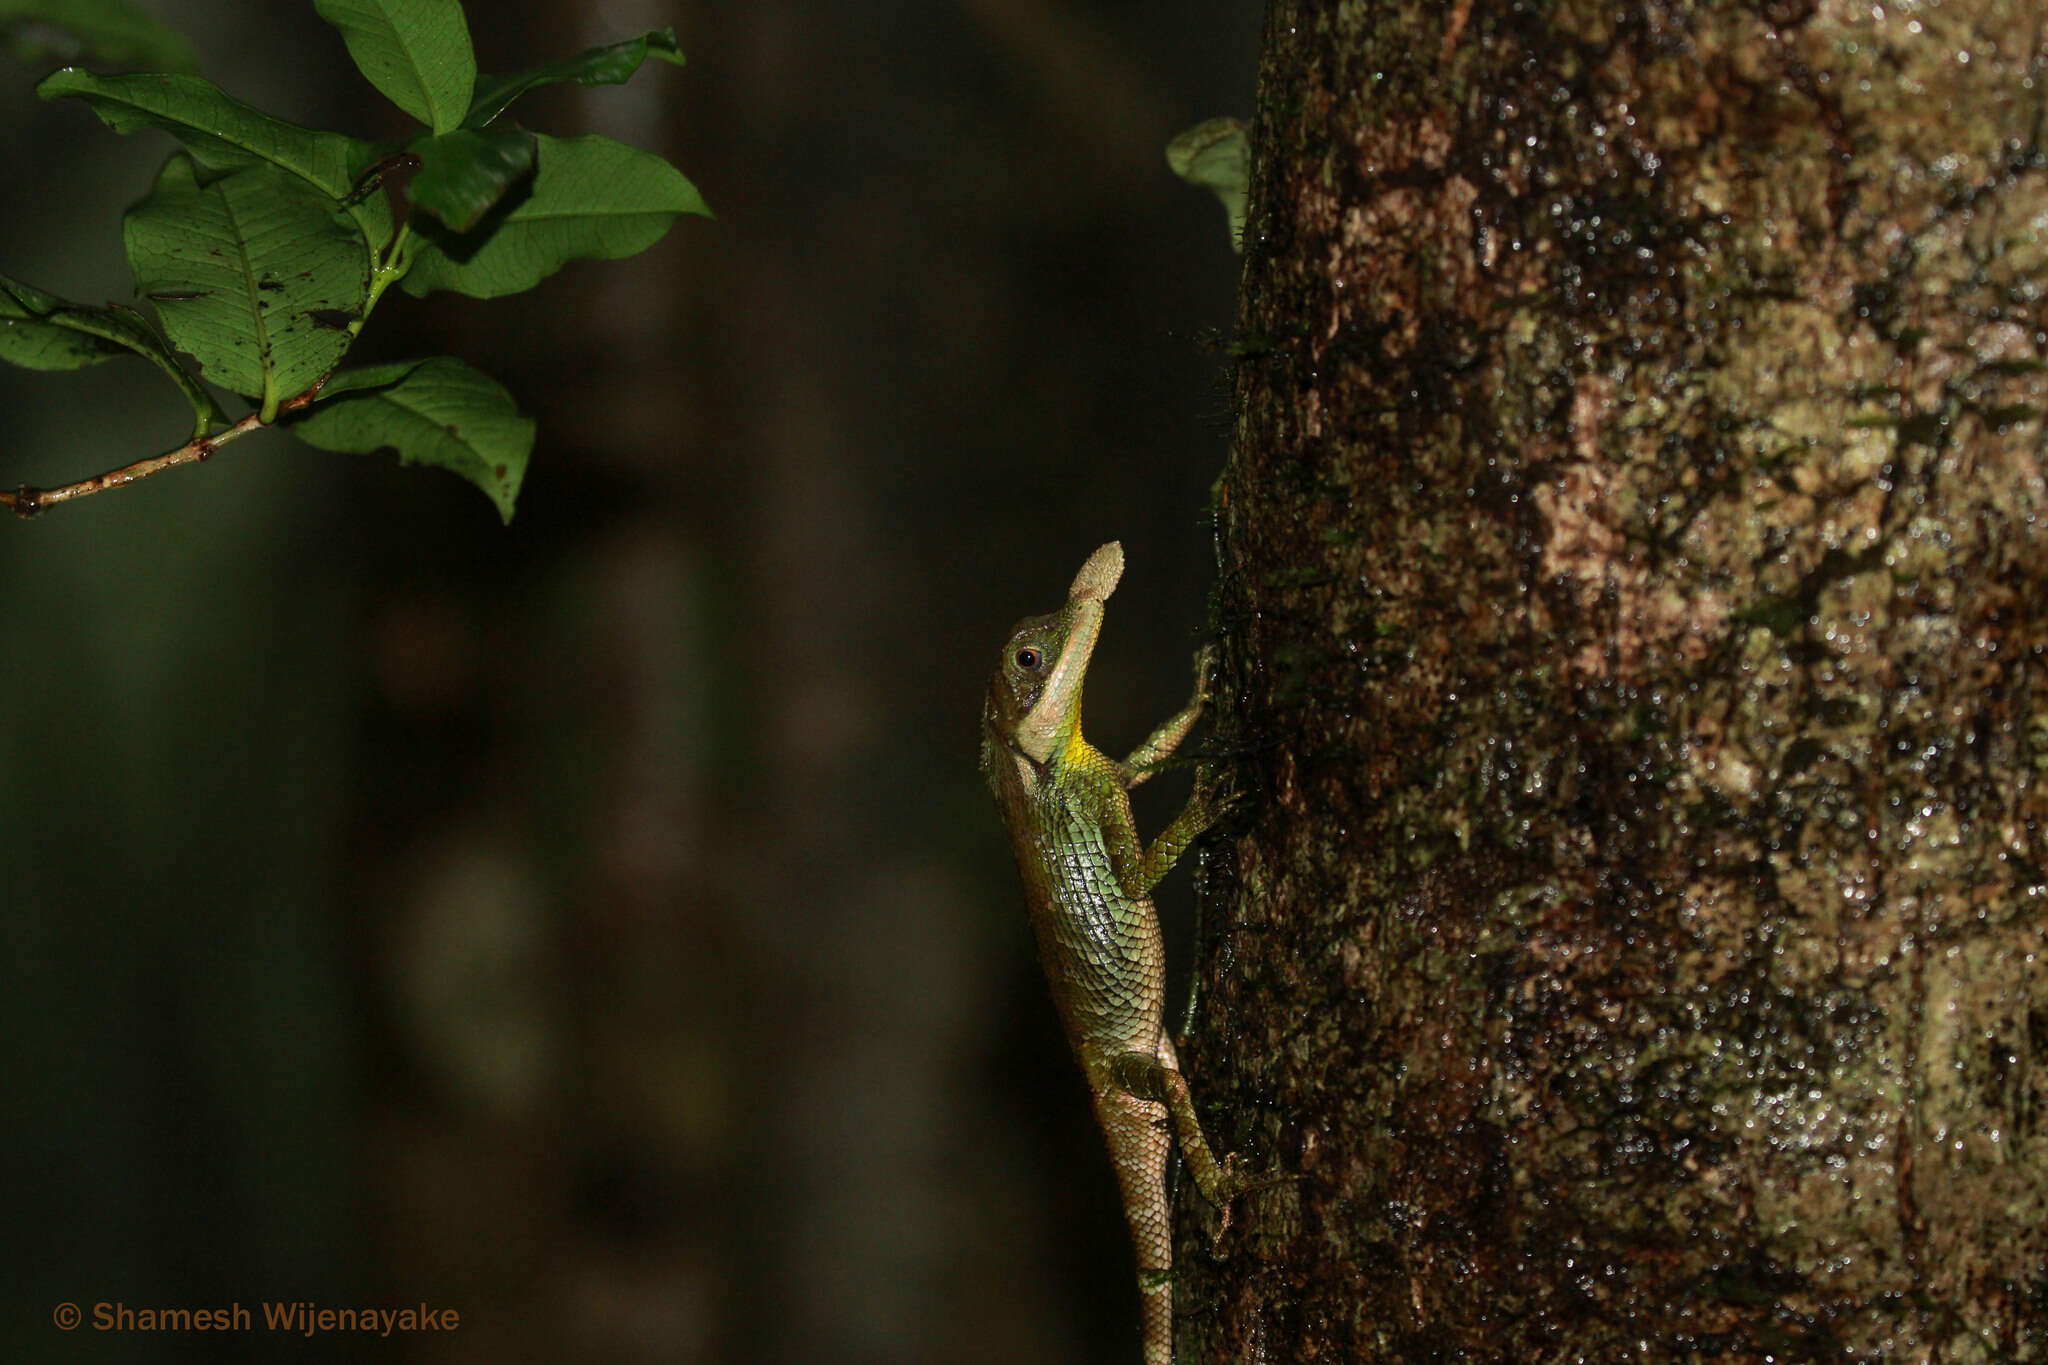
313,0 -> 474,134
287,356 -> 534,521
38,68 -> 393,251
408,126 -> 535,231
1166,117 -> 1249,252
0,271 -> 227,431
465,27 -> 684,129
0,0 -> 196,71
41,69 -> 369,196
402,132 -> 709,299
1,271 -> 150,369
125,155 -> 370,420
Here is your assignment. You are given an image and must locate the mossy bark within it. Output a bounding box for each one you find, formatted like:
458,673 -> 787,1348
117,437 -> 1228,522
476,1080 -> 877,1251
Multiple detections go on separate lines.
1180,2 -> 2048,1360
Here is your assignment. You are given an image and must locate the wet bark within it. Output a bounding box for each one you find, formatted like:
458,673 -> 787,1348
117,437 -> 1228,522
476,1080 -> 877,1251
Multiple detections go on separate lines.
1178,2 -> 2048,1360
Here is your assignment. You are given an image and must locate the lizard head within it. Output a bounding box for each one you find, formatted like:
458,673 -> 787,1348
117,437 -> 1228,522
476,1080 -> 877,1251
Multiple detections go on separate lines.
982,542 -> 1123,770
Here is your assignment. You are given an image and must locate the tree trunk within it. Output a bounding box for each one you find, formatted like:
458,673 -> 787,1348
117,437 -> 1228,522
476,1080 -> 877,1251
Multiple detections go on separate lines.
1183,2 -> 2048,1359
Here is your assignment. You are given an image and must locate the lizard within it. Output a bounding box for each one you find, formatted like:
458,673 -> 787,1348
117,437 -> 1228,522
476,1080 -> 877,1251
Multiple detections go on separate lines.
979,540 -> 1254,1365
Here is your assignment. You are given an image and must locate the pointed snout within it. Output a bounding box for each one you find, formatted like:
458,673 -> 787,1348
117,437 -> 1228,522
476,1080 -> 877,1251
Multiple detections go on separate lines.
1069,541 -> 1124,603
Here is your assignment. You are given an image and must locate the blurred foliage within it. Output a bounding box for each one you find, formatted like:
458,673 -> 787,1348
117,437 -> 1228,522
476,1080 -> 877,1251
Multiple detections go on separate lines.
0,0 -> 196,71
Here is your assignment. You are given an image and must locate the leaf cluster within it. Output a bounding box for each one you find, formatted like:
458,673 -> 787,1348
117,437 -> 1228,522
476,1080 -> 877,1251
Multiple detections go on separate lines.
0,0 -> 710,520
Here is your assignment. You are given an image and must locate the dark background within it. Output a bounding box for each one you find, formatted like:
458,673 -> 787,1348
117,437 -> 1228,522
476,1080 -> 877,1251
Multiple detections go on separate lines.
0,2 -> 1260,1361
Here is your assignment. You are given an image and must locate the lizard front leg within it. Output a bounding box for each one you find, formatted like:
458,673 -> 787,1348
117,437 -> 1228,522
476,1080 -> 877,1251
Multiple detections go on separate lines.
1121,645 -> 1216,788
1126,760 -> 1237,901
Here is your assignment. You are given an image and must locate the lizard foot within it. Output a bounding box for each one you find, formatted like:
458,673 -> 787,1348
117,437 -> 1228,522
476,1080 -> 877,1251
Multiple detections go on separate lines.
1206,1153 -> 1297,1248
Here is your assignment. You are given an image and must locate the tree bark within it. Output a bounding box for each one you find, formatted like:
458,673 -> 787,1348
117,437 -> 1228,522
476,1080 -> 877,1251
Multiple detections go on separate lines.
1183,1 -> 2048,1359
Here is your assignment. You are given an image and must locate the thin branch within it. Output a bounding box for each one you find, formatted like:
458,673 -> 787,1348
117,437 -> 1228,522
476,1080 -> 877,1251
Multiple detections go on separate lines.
2,413 -> 265,517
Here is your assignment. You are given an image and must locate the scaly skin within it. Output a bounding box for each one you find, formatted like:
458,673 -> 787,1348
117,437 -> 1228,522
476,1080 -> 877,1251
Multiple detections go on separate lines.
980,541 -> 1247,1365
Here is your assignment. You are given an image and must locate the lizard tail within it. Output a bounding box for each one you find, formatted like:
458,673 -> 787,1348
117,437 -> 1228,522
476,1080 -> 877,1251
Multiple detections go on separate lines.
1094,1085 -> 1176,1363
1138,1270 -> 1173,1365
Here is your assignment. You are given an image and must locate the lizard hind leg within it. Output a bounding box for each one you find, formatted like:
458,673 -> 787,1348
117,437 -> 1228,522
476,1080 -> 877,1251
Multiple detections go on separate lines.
1111,1046 -> 1241,1213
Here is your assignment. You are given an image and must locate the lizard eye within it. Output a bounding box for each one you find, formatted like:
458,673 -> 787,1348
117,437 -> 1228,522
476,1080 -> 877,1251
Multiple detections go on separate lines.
1015,647 -> 1042,670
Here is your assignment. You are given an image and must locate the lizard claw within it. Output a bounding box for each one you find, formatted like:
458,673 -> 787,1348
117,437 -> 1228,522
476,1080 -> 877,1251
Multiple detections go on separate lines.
1192,642 -> 1220,705
1191,761 -> 1242,826
1226,1153 -> 1297,1198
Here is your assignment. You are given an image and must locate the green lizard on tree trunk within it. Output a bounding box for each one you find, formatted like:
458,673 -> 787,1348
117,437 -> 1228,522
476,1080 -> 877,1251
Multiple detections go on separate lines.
980,541 -> 1257,1365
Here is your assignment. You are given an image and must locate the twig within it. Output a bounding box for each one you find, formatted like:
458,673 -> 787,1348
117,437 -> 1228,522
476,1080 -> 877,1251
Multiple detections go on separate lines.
3,412 -> 265,518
